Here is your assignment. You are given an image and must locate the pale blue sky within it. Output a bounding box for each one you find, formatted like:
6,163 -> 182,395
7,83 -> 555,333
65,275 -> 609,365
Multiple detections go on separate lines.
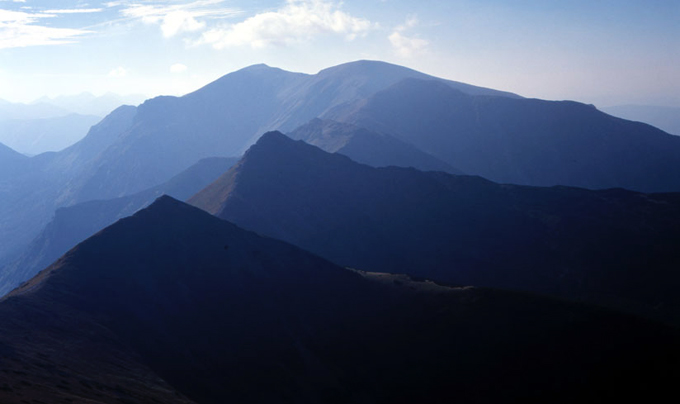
0,0 -> 678,107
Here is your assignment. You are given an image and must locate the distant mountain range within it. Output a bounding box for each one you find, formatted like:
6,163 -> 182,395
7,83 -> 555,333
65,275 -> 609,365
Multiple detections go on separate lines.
0,93 -> 145,155
0,196 -> 676,403
0,114 -> 101,155
29,92 -> 147,118
602,104 -> 680,136
191,132 -> 680,324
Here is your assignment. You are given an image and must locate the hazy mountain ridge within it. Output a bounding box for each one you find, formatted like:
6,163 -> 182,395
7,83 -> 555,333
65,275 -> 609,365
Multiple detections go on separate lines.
0,113 -> 101,155
329,78 -> 680,192
30,92 -> 146,117
190,132 -> 680,324
0,196 -> 676,403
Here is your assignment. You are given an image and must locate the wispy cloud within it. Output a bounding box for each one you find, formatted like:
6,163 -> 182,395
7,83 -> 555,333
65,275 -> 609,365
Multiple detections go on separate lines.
44,9 -> 104,14
113,0 -> 241,38
0,9 -> 90,49
198,0 -> 375,49
389,15 -> 428,58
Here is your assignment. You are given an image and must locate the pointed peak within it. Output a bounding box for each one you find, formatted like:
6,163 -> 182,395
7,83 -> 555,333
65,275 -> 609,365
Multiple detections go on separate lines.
256,130 -> 290,144
130,194 -> 200,221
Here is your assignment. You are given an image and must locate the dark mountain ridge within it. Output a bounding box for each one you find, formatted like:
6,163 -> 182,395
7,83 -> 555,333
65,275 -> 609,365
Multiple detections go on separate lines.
190,132 -> 680,324
0,196 -> 677,403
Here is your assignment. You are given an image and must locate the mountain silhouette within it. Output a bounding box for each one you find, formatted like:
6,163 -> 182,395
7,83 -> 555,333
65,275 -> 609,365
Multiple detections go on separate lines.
0,196 -> 676,403
190,132 -> 680,324
288,118 -> 463,174
329,78 -> 680,192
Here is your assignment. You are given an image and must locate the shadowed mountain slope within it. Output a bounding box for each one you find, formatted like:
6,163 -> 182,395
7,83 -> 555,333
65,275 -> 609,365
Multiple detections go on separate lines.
329,78 -> 680,192
190,132 -> 680,324
0,157 -> 238,298
0,196 -> 677,403
288,118 -> 463,174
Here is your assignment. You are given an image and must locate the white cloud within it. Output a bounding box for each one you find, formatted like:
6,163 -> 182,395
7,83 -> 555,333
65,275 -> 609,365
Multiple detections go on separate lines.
108,67 -> 128,77
170,63 -> 188,73
44,9 -> 104,14
118,0 -> 241,38
389,15 -> 428,58
0,9 -> 90,49
198,0 -> 375,49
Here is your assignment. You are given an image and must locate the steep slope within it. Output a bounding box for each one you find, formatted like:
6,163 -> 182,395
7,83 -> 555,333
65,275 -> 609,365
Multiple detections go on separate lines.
288,118 -> 463,174
190,132 -> 680,324
0,196 -> 677,403
0,157 -> 238,297
330,78 -> 680,192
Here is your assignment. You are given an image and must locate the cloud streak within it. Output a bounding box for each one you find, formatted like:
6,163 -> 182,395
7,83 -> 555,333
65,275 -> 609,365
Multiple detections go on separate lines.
198,0 -> 375,49
0,9 -> 90,49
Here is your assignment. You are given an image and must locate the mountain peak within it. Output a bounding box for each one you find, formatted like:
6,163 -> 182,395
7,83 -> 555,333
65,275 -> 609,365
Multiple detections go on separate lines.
254,130 -> 290,145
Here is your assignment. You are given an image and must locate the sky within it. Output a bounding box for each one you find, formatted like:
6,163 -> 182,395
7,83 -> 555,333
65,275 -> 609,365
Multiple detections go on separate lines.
0,0 -> 678,107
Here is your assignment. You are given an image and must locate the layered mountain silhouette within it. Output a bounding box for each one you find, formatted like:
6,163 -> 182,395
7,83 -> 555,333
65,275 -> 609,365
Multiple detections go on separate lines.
1,60 -> 679,275
329,78 -> 680,192
0,196 -> 676,403
0,61 -> 513,264
69,60 -> 515,202
0,156 -> 237,297
191,132 -> 680,323
288,118 -> 463,174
